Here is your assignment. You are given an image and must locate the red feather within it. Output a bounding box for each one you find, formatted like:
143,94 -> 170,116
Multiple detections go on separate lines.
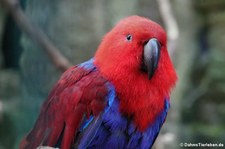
95,16 -> 177,131
20,66 -> 108,149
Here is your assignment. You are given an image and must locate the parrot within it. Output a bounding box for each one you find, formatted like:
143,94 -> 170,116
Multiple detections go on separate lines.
20,15 -> 177,149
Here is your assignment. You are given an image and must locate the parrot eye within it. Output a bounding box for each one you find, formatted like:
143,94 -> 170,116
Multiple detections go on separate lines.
126,34 -> 132,41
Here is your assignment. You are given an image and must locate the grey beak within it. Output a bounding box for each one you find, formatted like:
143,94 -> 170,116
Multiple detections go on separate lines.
143,38 -> 160,79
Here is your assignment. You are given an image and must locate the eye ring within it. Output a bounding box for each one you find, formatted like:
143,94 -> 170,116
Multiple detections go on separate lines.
126,34 -> 132,41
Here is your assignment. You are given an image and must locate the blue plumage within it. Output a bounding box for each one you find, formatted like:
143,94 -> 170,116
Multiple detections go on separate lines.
78,58 -> 95,70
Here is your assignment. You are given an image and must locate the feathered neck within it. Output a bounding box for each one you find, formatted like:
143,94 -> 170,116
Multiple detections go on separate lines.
94,46 -> 177,131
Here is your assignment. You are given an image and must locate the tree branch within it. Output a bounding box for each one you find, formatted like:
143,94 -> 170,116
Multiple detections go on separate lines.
0,0 -> 72,72
157,0 -> 179,57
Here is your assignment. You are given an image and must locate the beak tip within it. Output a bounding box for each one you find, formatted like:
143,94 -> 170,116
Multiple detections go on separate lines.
143,38 -> 160,80
148,72 -> 153,80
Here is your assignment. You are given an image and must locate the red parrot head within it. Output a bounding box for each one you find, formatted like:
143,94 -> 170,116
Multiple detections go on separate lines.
95,15 -> 177,131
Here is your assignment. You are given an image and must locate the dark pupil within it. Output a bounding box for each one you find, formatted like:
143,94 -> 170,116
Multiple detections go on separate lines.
126,35 -> 132,41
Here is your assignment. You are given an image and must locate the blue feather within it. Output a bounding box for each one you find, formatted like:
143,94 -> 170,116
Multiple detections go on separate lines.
140,99 -> 170,148
79,116 -> 94,131
78,58 -> 94,70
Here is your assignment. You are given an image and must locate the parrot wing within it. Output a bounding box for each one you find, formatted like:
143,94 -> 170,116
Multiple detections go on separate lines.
20,59 -> 110,149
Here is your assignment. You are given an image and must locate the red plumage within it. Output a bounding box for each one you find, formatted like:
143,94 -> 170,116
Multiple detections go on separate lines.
20,66 -> 108,149
95,16 -> 177,131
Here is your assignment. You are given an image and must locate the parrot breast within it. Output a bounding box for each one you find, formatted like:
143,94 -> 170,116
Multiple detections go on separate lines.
78,96 -> 170,149
74,59 -> 170,149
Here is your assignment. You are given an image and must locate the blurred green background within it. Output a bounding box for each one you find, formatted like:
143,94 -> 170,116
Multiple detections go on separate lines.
0,0 -> 225,149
